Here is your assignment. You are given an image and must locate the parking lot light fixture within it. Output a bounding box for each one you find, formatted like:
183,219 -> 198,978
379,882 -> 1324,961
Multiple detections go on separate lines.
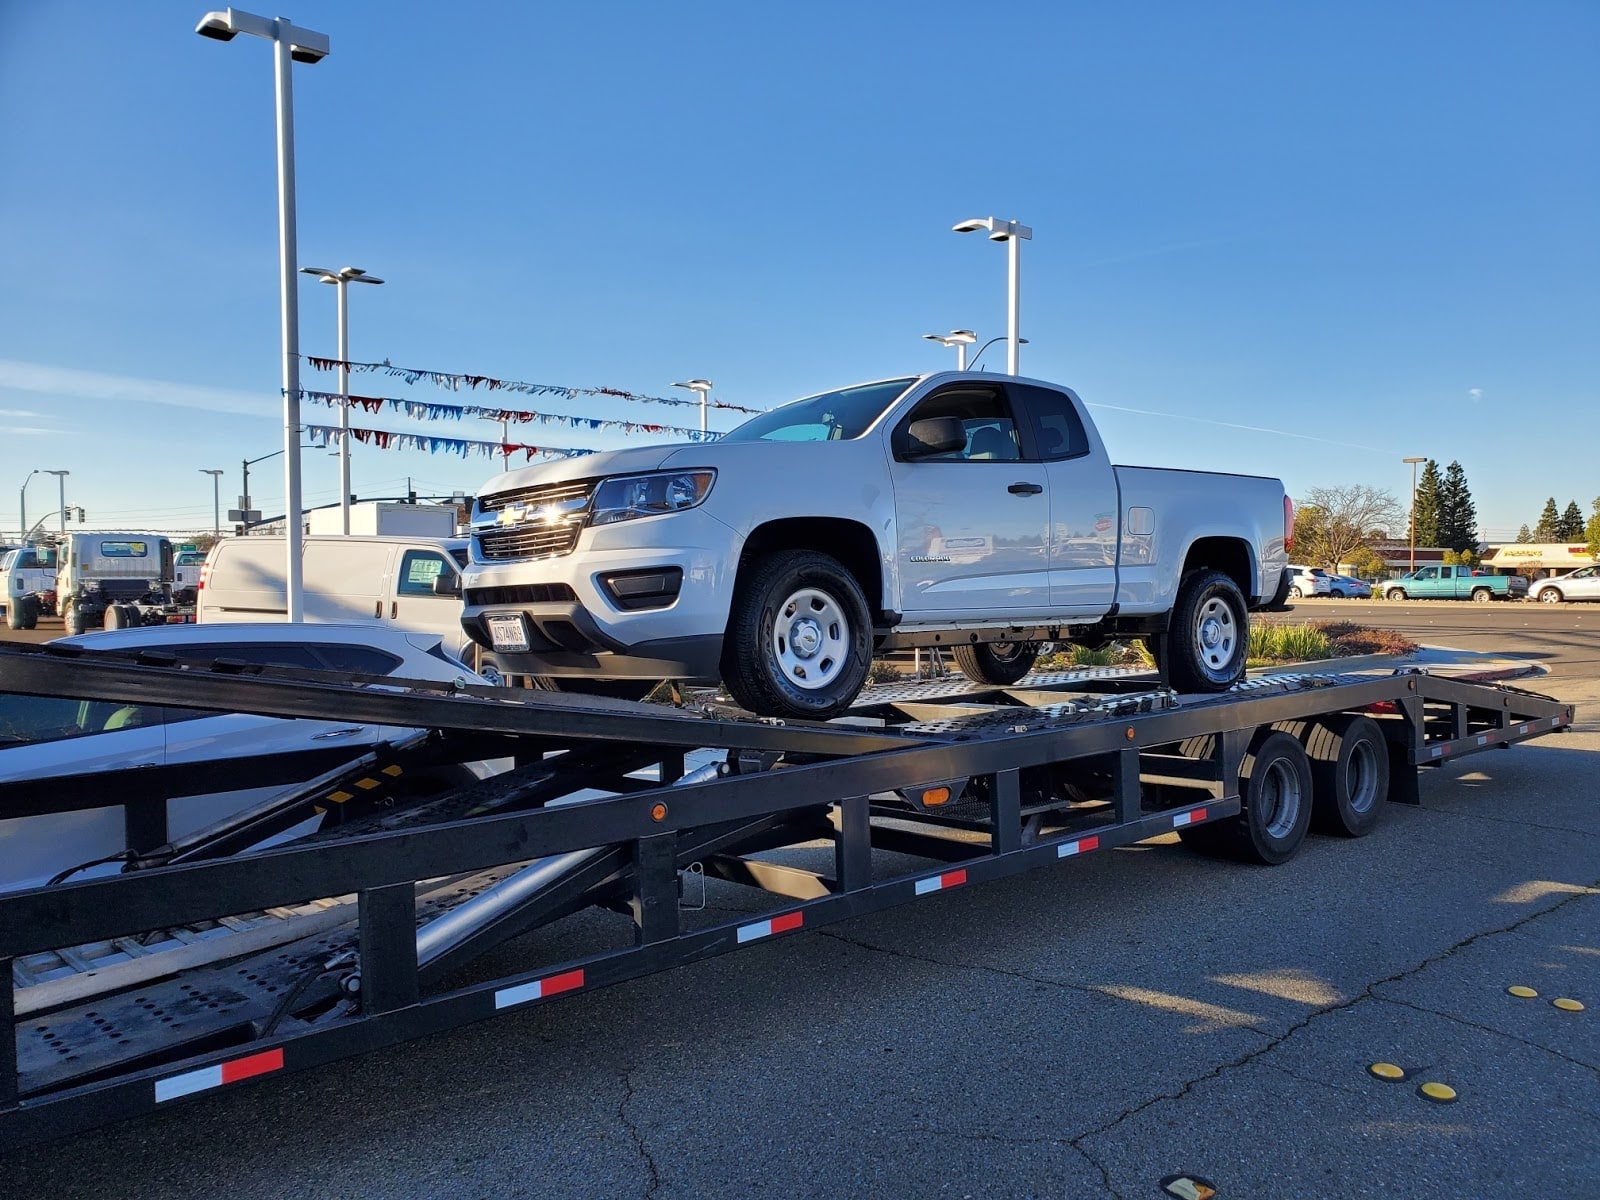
953,217 -> 1032,375
921,330 -> 978,370
200,469 -> 225,536
18,468 -> 39,543
1403,456 -> 1427,573
673,379 -> 714,434
44,470 -> 69,533
197,8 -> 331,620
301,265 -> 384,534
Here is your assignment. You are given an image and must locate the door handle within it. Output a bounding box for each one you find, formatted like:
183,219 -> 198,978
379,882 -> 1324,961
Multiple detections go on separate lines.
391,600 -> 398,619
312,726 -> 366,740
374,600 -> 382,618
1007,482 -> 1044,495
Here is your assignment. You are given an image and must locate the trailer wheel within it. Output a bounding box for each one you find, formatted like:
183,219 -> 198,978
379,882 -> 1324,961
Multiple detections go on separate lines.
1165,569 -> 1248,694
1385,587 -> 1407,601
1470,587 -> 1493,603
722,549 -> 872,719
1304,715 -> 1389,837
952,640 -> 1039,685
1180,730 -> 1312,865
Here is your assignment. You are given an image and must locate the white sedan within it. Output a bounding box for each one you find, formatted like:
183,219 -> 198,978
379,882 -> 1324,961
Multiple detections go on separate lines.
1530,565 -> 1600,603
0,624 -> 496,893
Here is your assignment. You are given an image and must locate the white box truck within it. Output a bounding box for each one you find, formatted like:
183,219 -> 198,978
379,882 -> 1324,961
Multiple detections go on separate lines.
307,501 -> 458,538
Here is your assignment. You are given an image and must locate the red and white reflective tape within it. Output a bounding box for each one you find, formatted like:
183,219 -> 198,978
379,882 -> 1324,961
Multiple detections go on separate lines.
495,967 -> 585,1010
154,1048 -> 283,1103
1477,734 -> 1492,746
1171,808 -> 1207,829
1057,835 -> 1101,859
736,911 -> 804,944
914,868 -> 968,896
1430,744 -> 1452,759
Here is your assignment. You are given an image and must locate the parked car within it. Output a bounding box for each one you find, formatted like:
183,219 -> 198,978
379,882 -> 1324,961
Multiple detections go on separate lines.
0,623 -> 498,894
1529,564 -> 1600,604
1286,565 -> 1331,598
1325,574 -> 1372,599
1382,565 -> 1527,602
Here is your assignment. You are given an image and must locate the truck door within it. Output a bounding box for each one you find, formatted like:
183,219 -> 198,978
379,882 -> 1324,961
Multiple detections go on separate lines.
886,381 -> 1051,615
389,547 -> 471,658
1007,383 -> 1120,614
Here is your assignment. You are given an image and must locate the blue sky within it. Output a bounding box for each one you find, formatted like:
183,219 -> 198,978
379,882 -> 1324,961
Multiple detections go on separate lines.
2,1 -> 1595,542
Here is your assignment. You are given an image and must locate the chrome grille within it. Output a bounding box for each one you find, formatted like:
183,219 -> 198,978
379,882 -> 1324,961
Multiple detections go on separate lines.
475,479 -> 595,561
479,479 -> 593,513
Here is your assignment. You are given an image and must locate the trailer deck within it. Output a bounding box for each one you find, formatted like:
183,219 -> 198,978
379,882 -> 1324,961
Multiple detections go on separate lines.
0,641 -> 1574,1151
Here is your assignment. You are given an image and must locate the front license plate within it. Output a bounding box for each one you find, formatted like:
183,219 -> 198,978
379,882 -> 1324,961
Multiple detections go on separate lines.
487,613 -> 531,652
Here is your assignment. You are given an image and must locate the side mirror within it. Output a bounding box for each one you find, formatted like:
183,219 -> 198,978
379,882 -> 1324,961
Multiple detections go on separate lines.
432,573 -> 462,598
903,417 -> 967,459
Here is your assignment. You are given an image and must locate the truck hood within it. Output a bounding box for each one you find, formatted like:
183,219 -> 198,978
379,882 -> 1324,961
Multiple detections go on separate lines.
477,443 -> 696,495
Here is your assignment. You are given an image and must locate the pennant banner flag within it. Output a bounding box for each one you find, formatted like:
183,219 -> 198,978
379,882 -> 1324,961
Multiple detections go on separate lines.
300,389 -> 719,443
304,422 -> 598,463
303,356 -> 763,415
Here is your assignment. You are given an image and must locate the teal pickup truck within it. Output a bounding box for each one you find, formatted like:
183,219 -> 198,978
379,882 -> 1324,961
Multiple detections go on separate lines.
1383,565 -> 1528,602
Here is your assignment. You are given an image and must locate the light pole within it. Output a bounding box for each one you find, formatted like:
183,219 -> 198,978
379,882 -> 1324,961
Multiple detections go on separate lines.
921,330 -> 977,370
301,265 -> 384,534
953,216 -> 1032,375
200,469 -> 225,536
197,8 -> 330,620
44,470 -> 69,534
18,468 -> 38,542
1403,456 -> 1427,573
673,379 -> 714,434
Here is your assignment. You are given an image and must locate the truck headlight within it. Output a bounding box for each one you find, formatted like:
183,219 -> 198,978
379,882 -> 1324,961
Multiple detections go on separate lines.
590,470 -> 715,526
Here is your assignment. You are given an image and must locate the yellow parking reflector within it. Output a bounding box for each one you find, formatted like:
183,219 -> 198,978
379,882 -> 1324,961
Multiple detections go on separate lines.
355,777 -> 381,791
382,764 -> 403,777
1552,998 -> 1585,1012
1368,1062 -> 1407,1081
1506,986 -> 1538,999
1417,1082 -> 1457,1103
328,790 -> 354,804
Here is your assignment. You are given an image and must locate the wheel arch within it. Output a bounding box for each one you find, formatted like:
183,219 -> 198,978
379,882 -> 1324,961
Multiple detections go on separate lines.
737,518 -> 886,619
1180,536 -> 1255,603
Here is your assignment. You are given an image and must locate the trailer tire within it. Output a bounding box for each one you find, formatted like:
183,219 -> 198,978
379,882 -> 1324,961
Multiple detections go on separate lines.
1303,715 -> 1389,837
722,549 -> 872,720
1165,569 -> 1248,694
1179,730 -> 1312,865
1471,587 -> 1493,603
952,640 -> 1040,686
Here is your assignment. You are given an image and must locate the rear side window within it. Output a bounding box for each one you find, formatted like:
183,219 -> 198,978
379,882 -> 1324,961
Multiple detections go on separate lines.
398,551 -> 453,597
310,645 -> 403,674
1011,384 -> 1090,461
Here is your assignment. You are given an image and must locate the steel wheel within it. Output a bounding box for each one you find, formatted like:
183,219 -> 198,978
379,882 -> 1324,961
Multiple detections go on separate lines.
1386,588 -> 1406,601
1194,595 -> 1239,677
1255,756 -> 1305,841
770,586 -> 850,691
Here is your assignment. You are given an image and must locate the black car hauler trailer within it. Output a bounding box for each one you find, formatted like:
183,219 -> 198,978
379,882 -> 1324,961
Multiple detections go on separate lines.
0,641 -> 1574,1152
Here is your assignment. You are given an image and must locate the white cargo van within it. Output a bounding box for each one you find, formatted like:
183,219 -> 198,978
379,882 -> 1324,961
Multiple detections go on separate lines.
197,535 -> 476,662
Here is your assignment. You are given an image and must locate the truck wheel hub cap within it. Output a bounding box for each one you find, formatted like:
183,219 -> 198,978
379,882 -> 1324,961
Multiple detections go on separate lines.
772,587 -> 849,690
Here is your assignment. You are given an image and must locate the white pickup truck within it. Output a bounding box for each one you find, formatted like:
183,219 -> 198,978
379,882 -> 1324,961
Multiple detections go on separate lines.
460,372 -> 1292,718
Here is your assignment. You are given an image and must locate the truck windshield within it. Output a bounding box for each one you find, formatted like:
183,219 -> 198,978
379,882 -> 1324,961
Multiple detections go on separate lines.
720,378 -> 916,443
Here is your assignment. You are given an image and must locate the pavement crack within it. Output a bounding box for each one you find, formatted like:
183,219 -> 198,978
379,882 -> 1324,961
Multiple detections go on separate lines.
618,1069 -> 662,1200
1371,994 -> 1600,1075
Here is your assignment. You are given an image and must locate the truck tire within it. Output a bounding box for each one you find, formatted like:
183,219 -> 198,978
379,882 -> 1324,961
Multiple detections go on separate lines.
63,599 -> 84,637
722,549 -> 872,720
952,640 -> 1040,686
104,604 -> 128,631
1385,587 -> 1407,601
1304,715 -> 1389,837
4,600 -> 21,632
1537,587 -> 1562,603
1179,730 -> 1313,865
1470,587 -> 1493,603
20,595 -> 39,630
1164,569 -> 1248,694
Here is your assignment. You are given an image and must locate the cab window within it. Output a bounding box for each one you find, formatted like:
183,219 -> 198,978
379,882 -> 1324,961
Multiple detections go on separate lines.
1010,384 -> 1090,461
893,385 -> 1021,462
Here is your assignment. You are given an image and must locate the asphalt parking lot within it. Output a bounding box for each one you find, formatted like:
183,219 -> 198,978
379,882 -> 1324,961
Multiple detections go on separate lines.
2,607 -> 1596,1199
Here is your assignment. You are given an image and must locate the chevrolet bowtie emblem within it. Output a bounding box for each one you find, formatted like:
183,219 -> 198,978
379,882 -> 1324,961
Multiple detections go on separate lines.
497,504 -> 528,527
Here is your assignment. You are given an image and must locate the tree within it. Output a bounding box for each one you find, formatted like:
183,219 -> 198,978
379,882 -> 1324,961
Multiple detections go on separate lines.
1436,461 -> 1478,553
1587,497 -> 1600,561
1411,460 -> 1442,548
1516,524 -> 1532,543
1292,484 -> 1406,569
1559,500 -> 1585,540
1533,497 -> 1562,541
1345,545 -> 1387,580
